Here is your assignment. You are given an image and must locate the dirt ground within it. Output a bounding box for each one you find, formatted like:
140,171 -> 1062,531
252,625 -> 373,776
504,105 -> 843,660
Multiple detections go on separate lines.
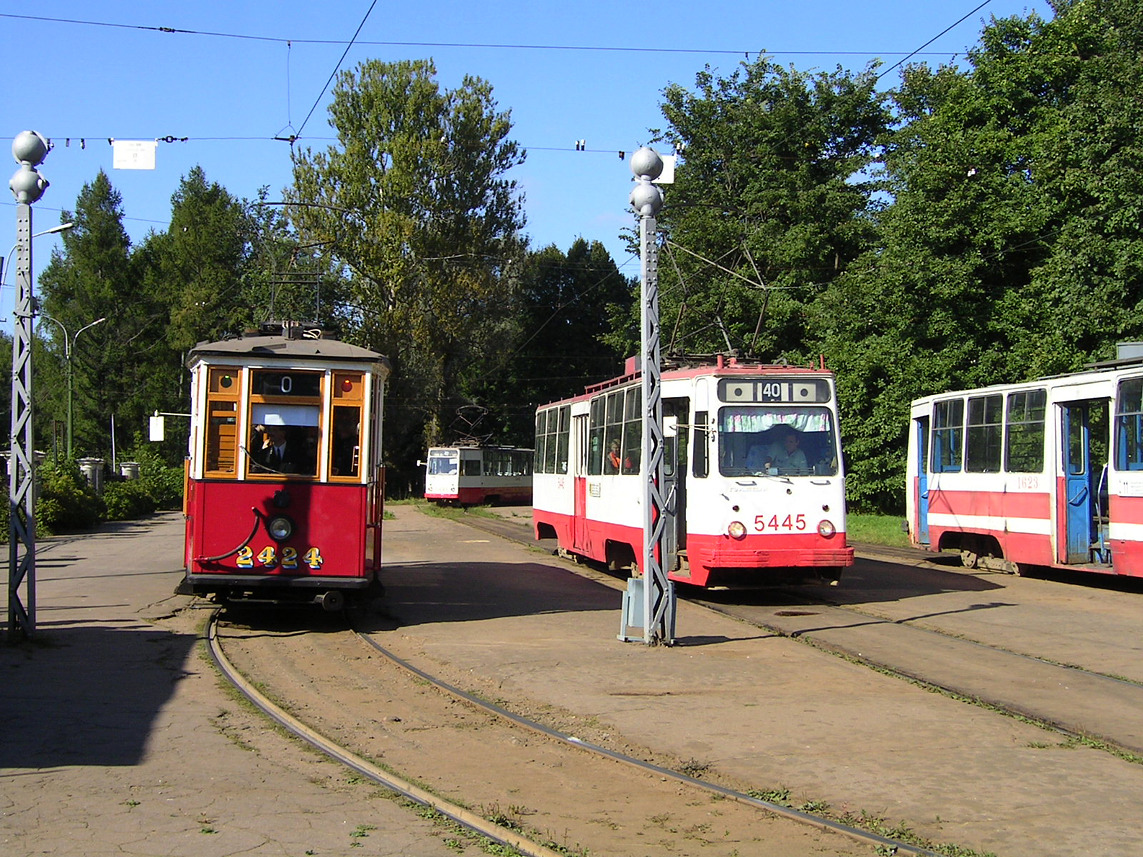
213,606 -> 881,857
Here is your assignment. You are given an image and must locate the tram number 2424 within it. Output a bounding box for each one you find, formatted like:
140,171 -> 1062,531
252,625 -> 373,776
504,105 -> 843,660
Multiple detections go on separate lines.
755,514 -> 808,532
235,545 -> 326,570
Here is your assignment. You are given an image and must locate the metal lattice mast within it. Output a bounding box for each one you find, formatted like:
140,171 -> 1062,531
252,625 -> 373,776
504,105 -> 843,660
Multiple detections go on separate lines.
630,148 -> 675,645
8,131 -> 52,640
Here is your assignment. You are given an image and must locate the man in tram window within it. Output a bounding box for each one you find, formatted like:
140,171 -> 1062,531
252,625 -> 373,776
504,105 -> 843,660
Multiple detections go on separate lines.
765,426 -> 808,474
606,438 -> 631,474
258,424 -> 303,473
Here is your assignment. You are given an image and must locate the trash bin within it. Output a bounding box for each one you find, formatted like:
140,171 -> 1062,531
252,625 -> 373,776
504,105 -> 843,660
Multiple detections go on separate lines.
77,457 -> 105,495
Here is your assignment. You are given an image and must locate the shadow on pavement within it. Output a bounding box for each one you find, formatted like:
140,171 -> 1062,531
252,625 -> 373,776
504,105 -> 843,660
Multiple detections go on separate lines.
361,559 -> 617,629
0,624 -> 196,769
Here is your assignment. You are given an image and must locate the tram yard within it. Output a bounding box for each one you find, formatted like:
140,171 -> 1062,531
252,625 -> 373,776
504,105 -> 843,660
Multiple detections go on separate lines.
207,506 -> 1143,857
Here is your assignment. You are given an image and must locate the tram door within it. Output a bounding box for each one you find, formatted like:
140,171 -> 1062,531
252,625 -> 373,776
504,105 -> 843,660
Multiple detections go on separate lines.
1060,400 -> 1109,563
661,398 -> 689,571
914,415 -> 931,545
572,413 -> 589,554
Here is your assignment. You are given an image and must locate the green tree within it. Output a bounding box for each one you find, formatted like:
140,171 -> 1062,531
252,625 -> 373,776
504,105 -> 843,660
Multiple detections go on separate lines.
822,0 -> 1143,512
638,57 -> 889,362
148,166 -> 254,352
469,239 -> 635,444
38,171 -> 140,460
288,58 -> 526,489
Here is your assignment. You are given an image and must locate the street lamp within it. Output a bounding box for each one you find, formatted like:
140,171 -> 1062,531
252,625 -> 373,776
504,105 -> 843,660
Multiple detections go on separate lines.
39,315 -> 106,458
0,221 -> 74,291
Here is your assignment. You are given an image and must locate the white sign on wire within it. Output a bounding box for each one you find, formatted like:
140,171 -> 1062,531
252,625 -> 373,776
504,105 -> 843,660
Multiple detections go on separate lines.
112,139 -> 158,170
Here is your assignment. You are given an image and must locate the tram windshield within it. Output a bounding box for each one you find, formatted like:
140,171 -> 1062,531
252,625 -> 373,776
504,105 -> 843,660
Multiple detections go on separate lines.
718,406 -> 838,477
427,449 -> 459,475
249,404 -> 320,476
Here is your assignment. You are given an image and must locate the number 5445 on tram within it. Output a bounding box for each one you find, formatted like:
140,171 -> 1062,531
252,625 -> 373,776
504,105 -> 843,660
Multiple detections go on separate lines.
180,324 -> 390,610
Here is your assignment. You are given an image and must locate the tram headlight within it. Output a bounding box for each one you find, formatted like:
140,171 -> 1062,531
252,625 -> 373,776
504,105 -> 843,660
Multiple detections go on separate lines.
727,520 -> 747,540
818,519 -> 837,539
267,514 -> 295,543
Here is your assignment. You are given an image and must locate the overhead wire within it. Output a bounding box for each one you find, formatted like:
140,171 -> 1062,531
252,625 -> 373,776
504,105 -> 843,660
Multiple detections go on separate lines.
295,0 -> 379,139
0,12 -> 957,60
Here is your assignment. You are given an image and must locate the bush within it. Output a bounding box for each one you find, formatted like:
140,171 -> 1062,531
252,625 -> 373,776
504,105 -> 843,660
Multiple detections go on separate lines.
36,458 -> 104,535
103,479 -> 157,520
121,443 -> 185,510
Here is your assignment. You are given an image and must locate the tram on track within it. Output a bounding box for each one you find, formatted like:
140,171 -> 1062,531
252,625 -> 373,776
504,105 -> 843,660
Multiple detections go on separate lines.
180,322 -> 390,609
533,355 -> 854,587
906,344 -> 1143,579
423,445 -> 533,506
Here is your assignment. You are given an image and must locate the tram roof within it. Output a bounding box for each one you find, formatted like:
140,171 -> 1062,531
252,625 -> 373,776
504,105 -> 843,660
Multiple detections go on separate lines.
187,330 -> 389,370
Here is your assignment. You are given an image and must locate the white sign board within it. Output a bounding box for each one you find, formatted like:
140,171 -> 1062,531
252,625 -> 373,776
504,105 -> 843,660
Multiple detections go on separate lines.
112,139 -> 157,170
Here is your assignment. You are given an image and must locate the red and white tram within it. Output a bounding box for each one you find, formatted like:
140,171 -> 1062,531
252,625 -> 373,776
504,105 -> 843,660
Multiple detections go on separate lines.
533,356 -> 854,587
906,346 -> 1143,578
423,445 -> 533,506
180,323 -> 390,609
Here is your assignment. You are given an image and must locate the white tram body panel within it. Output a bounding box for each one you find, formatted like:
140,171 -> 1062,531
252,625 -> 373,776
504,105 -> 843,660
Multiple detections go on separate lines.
534,357 -> 854,587
906,353 -> 1143,578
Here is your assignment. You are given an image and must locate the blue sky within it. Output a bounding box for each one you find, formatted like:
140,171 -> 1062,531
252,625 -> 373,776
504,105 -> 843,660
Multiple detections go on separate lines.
2,0 -> 1052,322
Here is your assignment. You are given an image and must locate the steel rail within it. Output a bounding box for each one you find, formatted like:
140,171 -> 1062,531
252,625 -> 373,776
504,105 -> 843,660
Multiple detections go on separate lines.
352,624 -> 939,857
205,610 -> 565,857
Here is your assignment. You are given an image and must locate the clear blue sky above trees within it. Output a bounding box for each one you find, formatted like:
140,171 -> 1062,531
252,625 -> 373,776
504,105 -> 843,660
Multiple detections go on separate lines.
1,0 -> 1051,319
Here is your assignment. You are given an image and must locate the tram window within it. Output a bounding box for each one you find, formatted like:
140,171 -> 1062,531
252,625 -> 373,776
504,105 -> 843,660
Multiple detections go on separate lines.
428,451 -> 458,475
534,414 -> 547,473
1005,390 -> 1046,473
588,397 -> 606,475
621,387 -> 641,474
966,394 -> 1003,473
1115,378 -> 1143,471
932,399 -> 964,473
555,406 -> 570,474
204,366 -> 240,475
205,400 -> 238,473
249,404 -> 319,476
535,407 -> 567,474
603,392 -> 625,473
717,407 -> 836,477
331,406 -> 360,478
693,411 -> 709,478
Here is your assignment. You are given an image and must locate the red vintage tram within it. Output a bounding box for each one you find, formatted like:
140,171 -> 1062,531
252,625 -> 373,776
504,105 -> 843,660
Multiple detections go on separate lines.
180,323 -> 390,610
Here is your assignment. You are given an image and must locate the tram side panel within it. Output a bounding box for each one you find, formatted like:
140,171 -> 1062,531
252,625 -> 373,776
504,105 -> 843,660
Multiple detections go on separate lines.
186,481 -> 372,587
907,368 -> 1143,578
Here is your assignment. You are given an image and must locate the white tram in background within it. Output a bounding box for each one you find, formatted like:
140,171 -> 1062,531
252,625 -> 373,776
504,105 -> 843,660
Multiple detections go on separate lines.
906,345 -> 1143,578
533,356 -> 854,587
423,445 -> 533,505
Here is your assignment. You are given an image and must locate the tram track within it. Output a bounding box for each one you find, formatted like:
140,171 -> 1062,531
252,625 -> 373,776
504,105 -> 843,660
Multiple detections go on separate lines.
456,509 -> 1143,761
207,606 -> 938,857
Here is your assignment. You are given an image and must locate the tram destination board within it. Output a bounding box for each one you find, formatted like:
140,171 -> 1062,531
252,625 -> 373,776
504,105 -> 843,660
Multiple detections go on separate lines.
718,377 -> 831,404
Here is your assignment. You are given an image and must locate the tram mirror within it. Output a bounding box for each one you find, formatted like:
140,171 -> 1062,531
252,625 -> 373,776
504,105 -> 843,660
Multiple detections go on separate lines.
149,414 -> 165,442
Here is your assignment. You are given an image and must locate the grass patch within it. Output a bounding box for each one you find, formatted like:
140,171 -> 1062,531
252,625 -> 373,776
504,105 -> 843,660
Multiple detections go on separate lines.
846,512 -> 911,548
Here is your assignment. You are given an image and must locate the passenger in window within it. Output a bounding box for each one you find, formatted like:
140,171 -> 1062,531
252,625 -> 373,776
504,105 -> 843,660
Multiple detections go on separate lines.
257,425 -> 303,474
767,427 -> 808,474
606,439 -> 631,474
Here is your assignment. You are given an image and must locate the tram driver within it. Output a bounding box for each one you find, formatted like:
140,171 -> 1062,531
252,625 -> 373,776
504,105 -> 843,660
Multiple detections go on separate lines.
748,427 -> 808,475
252,424 -> 308,474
